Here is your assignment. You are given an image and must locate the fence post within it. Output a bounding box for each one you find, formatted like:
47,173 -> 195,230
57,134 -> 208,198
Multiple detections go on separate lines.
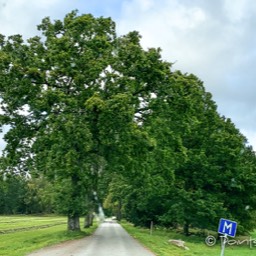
150,221 -> 153,235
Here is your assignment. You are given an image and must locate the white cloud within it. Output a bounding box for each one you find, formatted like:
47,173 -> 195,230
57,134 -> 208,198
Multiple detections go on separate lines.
0,0 -> 65,38
223,0 -> 256,23
117,0 -> 256,150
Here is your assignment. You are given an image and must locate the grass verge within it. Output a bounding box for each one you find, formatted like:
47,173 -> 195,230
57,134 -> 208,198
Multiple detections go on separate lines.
121,221 -> 256,256
0,215 -> 98,256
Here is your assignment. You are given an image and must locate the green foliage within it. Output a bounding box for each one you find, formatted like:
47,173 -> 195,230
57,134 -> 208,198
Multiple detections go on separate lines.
105,70 -> 256,233
0,174 -> 55,214
0,10 -> 256,233
24,176 -> 56,214
0,175 -> 27,214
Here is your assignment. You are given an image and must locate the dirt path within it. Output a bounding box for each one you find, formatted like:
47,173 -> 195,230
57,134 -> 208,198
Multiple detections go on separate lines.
27,222 -> 155,256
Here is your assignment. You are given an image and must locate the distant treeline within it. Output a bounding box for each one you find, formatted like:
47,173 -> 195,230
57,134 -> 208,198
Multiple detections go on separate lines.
0,175 -> 54,215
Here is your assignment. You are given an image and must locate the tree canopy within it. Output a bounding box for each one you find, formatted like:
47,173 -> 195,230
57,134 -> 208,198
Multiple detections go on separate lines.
0,10 -> 256,233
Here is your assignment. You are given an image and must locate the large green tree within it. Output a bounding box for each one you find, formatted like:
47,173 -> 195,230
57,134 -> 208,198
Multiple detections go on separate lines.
0,11 -> 170,230
0,11 -> 115,230
104,70 -> 256,234
1,10 -> 256,234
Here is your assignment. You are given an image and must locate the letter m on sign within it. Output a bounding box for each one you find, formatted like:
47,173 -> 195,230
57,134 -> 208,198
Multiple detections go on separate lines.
218,218 -> 237,237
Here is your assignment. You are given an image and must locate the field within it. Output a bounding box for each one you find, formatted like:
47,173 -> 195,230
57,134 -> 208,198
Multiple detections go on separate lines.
121,221 -> 256,256
0,215 -> 98,256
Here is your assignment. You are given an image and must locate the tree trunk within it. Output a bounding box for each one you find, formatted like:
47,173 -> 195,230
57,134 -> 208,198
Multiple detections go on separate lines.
84,211 -> 94,228
183,221 -> 189,236
68,214 -> 80,231
117,199 -> 122,221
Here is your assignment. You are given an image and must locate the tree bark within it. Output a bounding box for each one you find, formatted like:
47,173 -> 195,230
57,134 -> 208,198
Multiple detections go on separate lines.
183,221 -> 189,236
117,199 -> 122,221
68,214 -> 80,231
84,211 -> 94,228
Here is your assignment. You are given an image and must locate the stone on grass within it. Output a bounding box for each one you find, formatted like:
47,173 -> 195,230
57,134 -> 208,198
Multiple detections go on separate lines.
168,239 -> 189,250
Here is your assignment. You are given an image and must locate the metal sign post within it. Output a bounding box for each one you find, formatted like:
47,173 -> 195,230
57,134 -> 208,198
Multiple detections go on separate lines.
220,234 -> 227,256
218,218 -> 237,256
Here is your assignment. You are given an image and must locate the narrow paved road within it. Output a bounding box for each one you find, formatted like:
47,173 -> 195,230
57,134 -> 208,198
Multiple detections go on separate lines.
27,222 -> 155,256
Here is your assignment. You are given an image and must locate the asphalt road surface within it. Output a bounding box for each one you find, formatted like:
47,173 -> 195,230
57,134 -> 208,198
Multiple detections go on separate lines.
27,221 -> 156,256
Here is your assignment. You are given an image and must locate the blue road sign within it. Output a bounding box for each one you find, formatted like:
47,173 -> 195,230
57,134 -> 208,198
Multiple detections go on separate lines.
218,218 -> 237,237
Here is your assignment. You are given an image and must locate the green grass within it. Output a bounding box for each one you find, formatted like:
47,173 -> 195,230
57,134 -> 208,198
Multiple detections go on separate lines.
121,221 -> 256,256
0,215 -> 66,231
0,215 -> 98,256
2,216 -> 255,256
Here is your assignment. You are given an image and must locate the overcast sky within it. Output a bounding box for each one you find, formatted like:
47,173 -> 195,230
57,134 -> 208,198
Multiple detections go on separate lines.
0,0 -> 255,150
